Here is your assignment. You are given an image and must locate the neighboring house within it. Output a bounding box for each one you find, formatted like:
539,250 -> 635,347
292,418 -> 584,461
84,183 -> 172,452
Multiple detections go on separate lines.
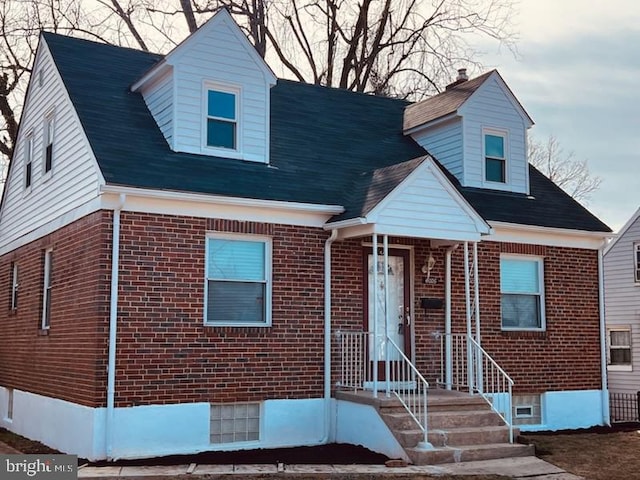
0,10 -> 612,463
604,208 -> 640,405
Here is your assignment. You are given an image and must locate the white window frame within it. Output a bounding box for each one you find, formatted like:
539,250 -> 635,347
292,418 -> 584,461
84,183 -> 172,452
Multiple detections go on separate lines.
500,254 -> 546,331
43,110 -> 55,179
41,248 -> 53,330
634,243 -> 640,284
483,128 -> 508,185
202,81 -> 242,157
10,262 -> 19,311
607,326 -> 632,371
204,233 -> 272,327
24,132 -> 33,192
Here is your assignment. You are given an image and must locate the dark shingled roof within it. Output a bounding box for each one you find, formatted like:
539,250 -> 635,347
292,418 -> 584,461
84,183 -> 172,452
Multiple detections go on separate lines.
41,32 -> 611,233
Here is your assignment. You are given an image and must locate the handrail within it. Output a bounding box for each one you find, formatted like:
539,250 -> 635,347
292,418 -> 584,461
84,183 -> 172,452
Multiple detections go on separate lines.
386,337 -> 432,449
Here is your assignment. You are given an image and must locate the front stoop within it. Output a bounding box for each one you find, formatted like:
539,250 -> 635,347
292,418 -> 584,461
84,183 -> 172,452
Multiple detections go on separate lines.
335,389 -> 534,465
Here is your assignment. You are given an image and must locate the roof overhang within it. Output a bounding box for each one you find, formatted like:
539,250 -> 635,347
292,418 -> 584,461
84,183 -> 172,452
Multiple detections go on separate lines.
489,221 -> 613,250
100,185 -> 343,228
603,207 -> 640,255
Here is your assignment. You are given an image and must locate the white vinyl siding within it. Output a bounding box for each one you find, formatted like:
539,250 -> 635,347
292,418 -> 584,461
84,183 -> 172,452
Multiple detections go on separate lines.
604,213 -> 640,393
411,120 -> 463,183
205,234 -> 271,326
459,75 -> 528,193
169,19 -> 270,163
500,256 -> 545,330
0,41 -> 102,250
141,72 -> 174,148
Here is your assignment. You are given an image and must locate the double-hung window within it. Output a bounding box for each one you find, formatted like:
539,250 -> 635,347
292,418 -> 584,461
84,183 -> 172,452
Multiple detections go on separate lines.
24,134 -> 33,190
634,243 -> 640,283
484,131 -> 507,183
607,327 -> 632,369
500,256 -> 545,330
205,235 -> 271,326
41,248 -> 53,329
44,113 -> 54,175
10,262 -> 18,311
206,87 -> 237,150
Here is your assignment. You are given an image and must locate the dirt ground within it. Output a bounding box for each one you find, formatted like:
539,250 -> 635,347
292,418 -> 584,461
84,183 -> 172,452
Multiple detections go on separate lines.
521,423 -> 640,480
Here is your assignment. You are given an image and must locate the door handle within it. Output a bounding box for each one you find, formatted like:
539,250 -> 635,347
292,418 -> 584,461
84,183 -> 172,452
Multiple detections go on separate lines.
405,307 -> 411,326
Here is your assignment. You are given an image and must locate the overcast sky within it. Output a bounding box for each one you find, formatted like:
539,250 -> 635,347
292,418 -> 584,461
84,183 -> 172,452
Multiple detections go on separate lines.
473,0 -> 640,232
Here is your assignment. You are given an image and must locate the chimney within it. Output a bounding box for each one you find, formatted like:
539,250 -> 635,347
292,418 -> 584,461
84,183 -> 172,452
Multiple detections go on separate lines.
445,67 -> 469,90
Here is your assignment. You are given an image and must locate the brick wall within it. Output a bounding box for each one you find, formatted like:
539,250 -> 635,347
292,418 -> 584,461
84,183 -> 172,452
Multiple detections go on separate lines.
115,214 -> 329,407
330,238 -> 602,394
0,211 -> 111,407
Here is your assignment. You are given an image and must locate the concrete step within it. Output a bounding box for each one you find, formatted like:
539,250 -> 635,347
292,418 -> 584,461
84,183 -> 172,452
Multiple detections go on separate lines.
380,412 -> 419,431
428,410 -> 505,429
406,442 -> 535,465
393,429 -> 424,448
427,395 -> 490,412
428,426 -> 511,447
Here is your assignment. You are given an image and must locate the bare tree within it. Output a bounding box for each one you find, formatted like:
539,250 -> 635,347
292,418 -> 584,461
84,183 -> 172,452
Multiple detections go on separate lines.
0,0 -> 518,175
529,134 -> 602,203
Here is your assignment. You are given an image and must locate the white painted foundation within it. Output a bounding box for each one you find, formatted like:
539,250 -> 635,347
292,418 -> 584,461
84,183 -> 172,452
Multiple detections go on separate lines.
334,399 -> 409,461
0,387 -> 331,460
519,389 -> 605,432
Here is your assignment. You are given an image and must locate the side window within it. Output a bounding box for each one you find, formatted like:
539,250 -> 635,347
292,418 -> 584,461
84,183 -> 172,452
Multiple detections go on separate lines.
634,243 -> 640,283
24,133 -> 33,190
206,88 -> 237,150
10,262 -> 18,311
500,256 -> 545,330
484,131 -> 507,183
44,112 -> 54,175
205,235 -> 271,326
607,327 -> 632,370
41,248 -> 53,329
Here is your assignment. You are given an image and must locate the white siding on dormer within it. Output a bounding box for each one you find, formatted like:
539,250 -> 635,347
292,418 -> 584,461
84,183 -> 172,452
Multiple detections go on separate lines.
604,213 -> 640,394
459,75 -> 528,193
0,40 -> 102,249
141,72 -> 174,148
170,19 -> 270,163
411,119 -> 463,184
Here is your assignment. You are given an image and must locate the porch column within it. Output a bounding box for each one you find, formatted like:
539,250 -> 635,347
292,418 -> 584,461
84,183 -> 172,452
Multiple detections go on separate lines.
372,235 -> 379,397
383,235 -> 391,397
473,241 -> 483,393
464,241 -> 474,393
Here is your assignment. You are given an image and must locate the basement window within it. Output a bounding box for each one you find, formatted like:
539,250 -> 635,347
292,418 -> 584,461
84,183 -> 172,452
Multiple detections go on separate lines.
210,403 -> 260,444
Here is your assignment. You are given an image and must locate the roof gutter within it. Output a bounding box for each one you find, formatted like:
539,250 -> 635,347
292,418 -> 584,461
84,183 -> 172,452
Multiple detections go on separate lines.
324,217 -> 367,230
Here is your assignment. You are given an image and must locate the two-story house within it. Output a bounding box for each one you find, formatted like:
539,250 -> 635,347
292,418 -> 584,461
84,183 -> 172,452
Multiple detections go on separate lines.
0,9 -> 611,463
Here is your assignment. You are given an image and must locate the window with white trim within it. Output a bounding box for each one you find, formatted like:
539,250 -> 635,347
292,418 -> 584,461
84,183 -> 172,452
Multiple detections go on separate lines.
41,248 -> 53,329
205,86 -> 238,150
205,235 -> 271,326
634,243 -> 640,283
10,262 -> 19,311
500,256 -> 545,330
484,131 -> 507,183
44,112 -> 54,175
607,327 -> 632,369
24,133 -> 33,190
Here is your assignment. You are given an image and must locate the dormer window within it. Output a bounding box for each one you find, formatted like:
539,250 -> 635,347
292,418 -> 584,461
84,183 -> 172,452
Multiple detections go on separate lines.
484,130 -> 507,183
205,84 -> 238,150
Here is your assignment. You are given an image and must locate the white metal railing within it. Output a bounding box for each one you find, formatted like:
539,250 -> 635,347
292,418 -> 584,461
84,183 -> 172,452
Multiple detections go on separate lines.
337,331 -> 431,448
439,333 -> 515,443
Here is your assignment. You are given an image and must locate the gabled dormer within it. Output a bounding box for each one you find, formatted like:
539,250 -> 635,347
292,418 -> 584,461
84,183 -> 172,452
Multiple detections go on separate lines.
131,9 -> 277,164
404,69 -> 534,194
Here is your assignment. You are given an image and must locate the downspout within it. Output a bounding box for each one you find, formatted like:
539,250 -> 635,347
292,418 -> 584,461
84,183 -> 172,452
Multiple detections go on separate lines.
598,244 -> 610,426
322,228 -> 338,443
444,244 -> 459,390
106,194 -> 125,459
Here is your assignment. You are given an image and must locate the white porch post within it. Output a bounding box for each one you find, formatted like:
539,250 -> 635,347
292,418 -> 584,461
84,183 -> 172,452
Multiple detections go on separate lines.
473,241 -> 482,393
372,234 -> 379,397
464,241 -> 473,393
383,235 -> 391,396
